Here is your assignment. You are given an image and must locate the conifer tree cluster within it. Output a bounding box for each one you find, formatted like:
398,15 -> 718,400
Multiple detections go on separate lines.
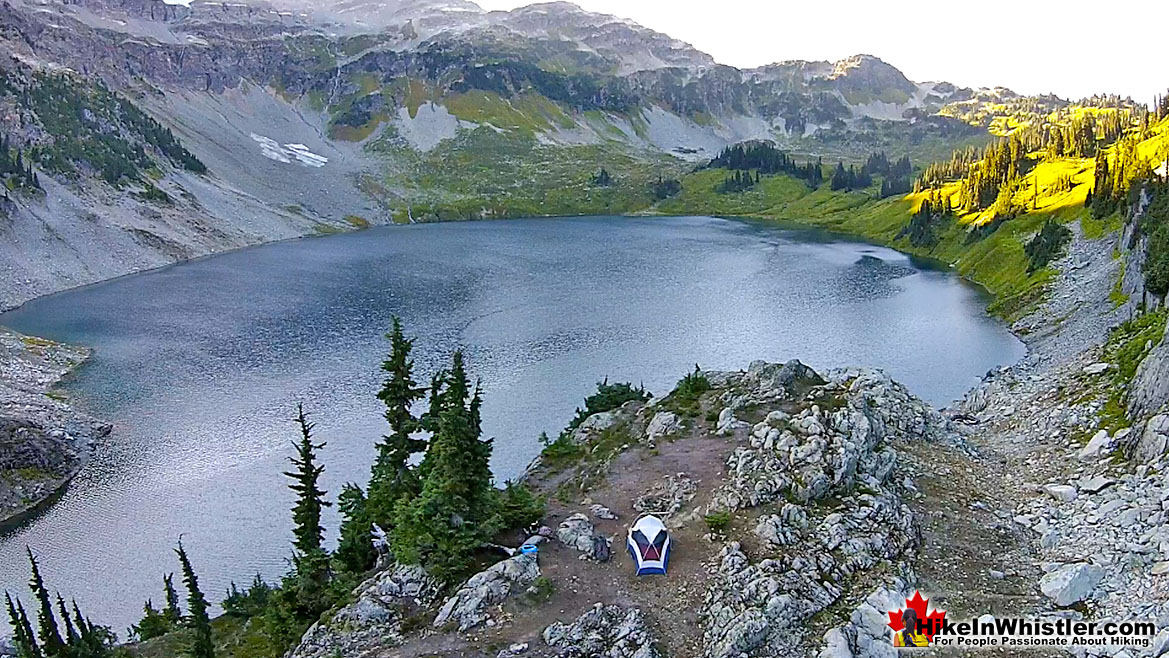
0,69 -> 206,189
129,574 -> 182,641
829,161 -> 872,191
4,550 -> 115,658
707,142 -> 823,187
1091,134 -> 1151,218
897,188 -> 954,247
1156,90 -> 1169,121
592,168 -> 613,187
715,169 -> 757,194
1,133 -> 41,192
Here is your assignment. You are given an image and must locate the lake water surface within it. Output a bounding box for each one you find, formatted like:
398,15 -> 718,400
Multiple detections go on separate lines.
0,215 -> 1024,634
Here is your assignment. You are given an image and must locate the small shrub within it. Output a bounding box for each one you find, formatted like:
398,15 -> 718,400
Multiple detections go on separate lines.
567,379 -> 650,430
487,481 -> 545,536
222,574 -> 274,618
704,511 -> 731,534
666,365 -> 711,416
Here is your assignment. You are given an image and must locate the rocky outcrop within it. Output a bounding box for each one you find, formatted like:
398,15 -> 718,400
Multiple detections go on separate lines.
542,603 -> 662,658
697,364 -> 935,658
557,513 -> 612,562
433,553 -> 541,632
1130,342 -> 1169,421
0,328 -> 109,525
816,582 -> 914,658
287,563 -> 440,658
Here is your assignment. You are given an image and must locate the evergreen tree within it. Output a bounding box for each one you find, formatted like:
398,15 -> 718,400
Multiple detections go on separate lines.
283,404 -> 332,615
26,549 -> 64,657
54,595 -> 76,645
367,318 -> 426,525
174,541 -> 214,658
392,351 -> 495,583
285,404 -> 330,559
130,600 -> 170,642
334,483 -> 375,574
6,592 -> 41,658
14,598 -> 43,658
162,574 -> 182,626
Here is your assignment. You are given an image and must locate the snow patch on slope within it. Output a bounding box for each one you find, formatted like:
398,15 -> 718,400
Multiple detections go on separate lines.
251,134 -> 329,167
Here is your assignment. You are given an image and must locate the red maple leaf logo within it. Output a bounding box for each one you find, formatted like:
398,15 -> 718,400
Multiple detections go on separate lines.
886,591 -> 947,641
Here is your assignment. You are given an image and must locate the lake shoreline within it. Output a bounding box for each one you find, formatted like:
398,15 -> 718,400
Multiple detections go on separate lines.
0,327 -> 110,527
0,212 -> 1029,530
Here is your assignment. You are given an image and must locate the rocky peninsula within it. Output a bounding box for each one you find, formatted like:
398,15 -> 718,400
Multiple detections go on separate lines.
0,327 -> 109,526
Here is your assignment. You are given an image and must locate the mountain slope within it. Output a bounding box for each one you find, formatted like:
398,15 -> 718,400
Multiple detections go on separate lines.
0,0 -> 1136,309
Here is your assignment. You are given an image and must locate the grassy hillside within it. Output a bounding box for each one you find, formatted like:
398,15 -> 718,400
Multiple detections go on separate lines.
656,113 -> 1169,321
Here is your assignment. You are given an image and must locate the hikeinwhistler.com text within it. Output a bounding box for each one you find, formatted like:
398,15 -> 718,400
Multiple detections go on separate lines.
922,617 -> 1156,649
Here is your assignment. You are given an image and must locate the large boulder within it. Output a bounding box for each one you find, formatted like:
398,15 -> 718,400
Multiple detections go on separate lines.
744,360 -> 826,400
645,411 -> 682,441
543,603 -> 662,658
1125,415 -> 1169,463
557,513 -> 611,561
287,563 -> 439,658
433,553 -> 540,631
1039,563 -> 1104,607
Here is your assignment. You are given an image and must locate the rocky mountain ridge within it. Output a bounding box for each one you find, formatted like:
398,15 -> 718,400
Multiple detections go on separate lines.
0,0 -> 1027,310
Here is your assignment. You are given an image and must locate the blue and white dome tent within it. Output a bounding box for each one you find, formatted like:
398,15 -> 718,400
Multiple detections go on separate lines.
627,514 -> 671,576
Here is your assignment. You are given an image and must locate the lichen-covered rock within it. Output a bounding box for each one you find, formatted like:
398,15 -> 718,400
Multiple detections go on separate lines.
543,603 -> 662,658
433,553 -> 540,631
558,512 -> 611,561
645,411 -> 682,441
699,364 -> 935,658
287,563 -> 439,658
817,582 -> 911,658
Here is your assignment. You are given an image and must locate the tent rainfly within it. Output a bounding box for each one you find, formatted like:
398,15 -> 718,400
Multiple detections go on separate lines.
627,514 -> 670,576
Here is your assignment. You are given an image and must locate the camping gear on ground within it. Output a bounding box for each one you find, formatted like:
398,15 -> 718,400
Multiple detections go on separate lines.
520,543 -> 539,556
627,514 -> 670,575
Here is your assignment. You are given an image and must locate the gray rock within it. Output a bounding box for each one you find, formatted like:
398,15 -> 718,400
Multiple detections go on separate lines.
1039,563 -> 1104,607
1128,415 -> 1169,463
544,603 -> 661,658
557,513 -> 611,561
1044,484 -> 1078,503
590,503 -> 619,520
433,553 -> 540,631
1079,430 -> 1114,461
287,563 -> 439,658
646,411 -> 682,441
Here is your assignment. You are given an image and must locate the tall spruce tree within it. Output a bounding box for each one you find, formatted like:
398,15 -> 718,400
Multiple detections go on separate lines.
26,549 -> 64,657
6,592 -> 41,658
392,351 -> 494,583
54,595 -> 76,644
175,541 -> 214,658
286,404 -> 330,559
367,318 -> 426,525
283,404 -> 332,616
162,573 -> 182,625
15,598 -> 43,658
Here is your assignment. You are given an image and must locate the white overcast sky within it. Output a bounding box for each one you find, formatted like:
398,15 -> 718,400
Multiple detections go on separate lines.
476,0 -> 1167,102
